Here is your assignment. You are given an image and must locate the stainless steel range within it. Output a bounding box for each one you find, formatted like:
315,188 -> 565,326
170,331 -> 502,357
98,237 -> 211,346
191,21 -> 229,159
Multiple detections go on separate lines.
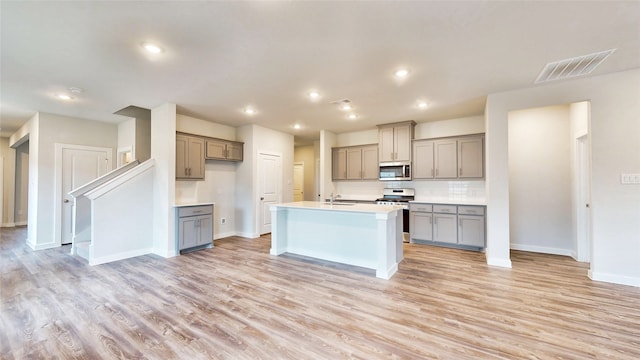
376,188 -> 414,242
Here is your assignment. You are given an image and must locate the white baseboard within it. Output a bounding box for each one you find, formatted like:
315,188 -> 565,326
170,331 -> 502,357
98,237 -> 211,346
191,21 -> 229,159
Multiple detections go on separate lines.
235,231 -> 260,239
214,231 -> 236,240
589,270 -> 640,287
152,247 -> 178,259
486,256 -> 512,268
30,241 -> 61,251
89,247 -> 154,266
510,243 -> 573,257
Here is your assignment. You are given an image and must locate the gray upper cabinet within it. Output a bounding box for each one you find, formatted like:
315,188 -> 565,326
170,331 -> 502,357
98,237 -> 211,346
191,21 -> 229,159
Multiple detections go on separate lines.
458,136 -> 483,178
332,148 -> 347,180
176,134 -> 205,180
434,139 -> 458,178
333,145 -> 378,180
377,121 -> 415,163
412,134 -> 485,180
206,138 -> 243,161
412,140 -> 435,179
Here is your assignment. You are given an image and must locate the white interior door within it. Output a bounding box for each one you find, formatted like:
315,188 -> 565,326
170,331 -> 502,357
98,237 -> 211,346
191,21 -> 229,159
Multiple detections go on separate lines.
293,162 -> 304,202
61,147 -> 110,244
258,152 -> 281,235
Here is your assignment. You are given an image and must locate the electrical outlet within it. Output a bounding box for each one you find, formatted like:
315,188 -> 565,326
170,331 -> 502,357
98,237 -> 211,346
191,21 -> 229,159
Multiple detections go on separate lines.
220,218 -> 226,224
621,173 -> 640,184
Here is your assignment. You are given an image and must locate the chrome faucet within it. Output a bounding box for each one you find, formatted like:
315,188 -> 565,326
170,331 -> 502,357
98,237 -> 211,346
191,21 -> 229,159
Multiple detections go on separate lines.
329,193 -> 341,205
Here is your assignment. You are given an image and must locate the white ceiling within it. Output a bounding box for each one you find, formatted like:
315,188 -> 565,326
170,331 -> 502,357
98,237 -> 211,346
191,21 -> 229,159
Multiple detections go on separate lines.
1,1 -> 639,143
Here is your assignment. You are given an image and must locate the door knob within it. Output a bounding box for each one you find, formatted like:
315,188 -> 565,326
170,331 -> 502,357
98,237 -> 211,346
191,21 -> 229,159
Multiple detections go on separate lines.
260,197 -> 264,200
64,199 -> 70,203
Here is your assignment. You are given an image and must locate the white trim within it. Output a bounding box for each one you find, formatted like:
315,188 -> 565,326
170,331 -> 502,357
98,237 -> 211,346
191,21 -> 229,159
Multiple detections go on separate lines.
589,270 -> 640,288
235,231 -> 260,239
89,247 -> 154,266
214,231 -> 236,240
486,256 -> 512,268
54,143 -> 113,247
152,247 -> 178,259
85,159 -> 154,200
510,243 -> 573,257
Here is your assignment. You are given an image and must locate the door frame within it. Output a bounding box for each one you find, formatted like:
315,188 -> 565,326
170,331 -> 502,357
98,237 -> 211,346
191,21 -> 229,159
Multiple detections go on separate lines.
256,150 -> 282,235
293,161 -> 304,201
54,143 -> 112,246
575,134 -> 591,262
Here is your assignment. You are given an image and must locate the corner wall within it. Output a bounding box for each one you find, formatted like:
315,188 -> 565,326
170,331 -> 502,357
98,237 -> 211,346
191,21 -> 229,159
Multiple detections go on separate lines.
486,68 -> 640,286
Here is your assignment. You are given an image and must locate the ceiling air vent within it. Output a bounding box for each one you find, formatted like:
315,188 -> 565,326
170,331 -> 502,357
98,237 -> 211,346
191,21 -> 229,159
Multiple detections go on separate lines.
535,49 -> 616,84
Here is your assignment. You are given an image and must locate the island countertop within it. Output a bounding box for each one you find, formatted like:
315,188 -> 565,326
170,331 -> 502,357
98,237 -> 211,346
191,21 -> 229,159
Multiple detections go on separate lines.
271,201 -> 403,214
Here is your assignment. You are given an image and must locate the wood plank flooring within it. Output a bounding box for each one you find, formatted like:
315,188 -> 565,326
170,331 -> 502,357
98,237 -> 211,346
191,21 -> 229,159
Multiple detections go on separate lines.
1,226 -> 639,359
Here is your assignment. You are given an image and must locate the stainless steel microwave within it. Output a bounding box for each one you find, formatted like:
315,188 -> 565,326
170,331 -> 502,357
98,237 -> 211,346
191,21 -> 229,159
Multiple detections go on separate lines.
379,162 -> 411,181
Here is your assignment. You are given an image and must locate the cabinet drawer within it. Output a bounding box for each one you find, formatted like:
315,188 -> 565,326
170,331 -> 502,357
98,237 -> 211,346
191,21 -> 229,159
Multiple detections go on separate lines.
433,205 -> 457,214
410,203 -> 433,212
178,205 -> 212,217
458,206 -> 485,216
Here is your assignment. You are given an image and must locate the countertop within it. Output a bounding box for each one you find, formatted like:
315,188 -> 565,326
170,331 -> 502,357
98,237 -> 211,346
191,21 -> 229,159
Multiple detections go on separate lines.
174,202 -> 215,208
410,198 -> 486,206
271,201 -> 403,214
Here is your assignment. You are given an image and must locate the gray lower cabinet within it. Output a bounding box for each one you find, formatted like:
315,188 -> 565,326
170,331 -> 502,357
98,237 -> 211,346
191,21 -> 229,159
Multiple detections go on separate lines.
176,204 -> 214,252
409,204 -> 433,241
410,202 -> 486,249
457,206 -> 485,247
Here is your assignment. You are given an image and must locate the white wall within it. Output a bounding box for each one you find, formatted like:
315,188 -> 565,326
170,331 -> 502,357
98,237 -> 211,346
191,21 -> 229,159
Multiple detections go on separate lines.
336,129 -> 378,147
9,112 -> 118,250
319,130 -> 337,200
235,124 -> 294,237
508,105 -> 572,255
414,115 -> 485,139
175,115 -> 239,239
117,118 -> 136,152
0,137 -> 16,227
151,103 -> 177,257
486,68 -> 640,286
14,141 -> 28,225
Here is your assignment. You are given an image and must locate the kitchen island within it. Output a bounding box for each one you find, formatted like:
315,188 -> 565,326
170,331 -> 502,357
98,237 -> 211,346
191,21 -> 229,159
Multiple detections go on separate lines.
270,201 -> 404,279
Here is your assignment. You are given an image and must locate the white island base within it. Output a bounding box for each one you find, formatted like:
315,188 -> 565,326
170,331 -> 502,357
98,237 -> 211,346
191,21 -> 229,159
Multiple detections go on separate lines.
270,202 -> 404,279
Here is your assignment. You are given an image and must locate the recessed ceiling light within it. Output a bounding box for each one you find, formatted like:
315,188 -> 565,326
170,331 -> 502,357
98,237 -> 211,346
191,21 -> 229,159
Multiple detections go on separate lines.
293,124 -> 301,129
341,103 -> 352,111
244,107 -> 256,115
348,114 -> 357,120
56,94 -> 73,100
142,42 -> 163,54
308,91 -> 320,99
394,68 -> 409,78
417,101 -> 428,109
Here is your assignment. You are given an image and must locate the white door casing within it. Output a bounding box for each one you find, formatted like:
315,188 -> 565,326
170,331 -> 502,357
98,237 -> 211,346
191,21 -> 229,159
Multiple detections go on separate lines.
576,135 -> 591,262
258,152 -> 281,235
55,144 -> 112,245
293,162 -> 304,201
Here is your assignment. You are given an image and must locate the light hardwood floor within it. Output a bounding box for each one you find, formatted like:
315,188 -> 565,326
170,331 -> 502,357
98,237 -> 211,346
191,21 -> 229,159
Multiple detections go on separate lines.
1,226 -> 639,359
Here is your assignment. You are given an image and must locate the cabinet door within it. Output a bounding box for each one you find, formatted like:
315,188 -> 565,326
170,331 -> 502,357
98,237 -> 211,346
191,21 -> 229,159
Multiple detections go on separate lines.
188,137 -> 205,179
197,215 -> 213,247
458,215 -> 485,247
434,139 -> 457,178
410,212 -> 433,241
361,145 -> 379,180
434,213 -> 457,244
378,127 -> 395,162
346,147 -> 363,180
206,139 -> 227,160
458,137 -> 483,178
176,135 -> 189,179
227,142 -> 243,161
179,217 -> 199,249
332,148 -> 347,180
394,123 -> 413,162
413,140 -> 434,179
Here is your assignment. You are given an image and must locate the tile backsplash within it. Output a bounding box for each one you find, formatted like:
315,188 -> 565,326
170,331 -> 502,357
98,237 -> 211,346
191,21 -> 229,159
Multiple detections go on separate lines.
335,180 -> 486,200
